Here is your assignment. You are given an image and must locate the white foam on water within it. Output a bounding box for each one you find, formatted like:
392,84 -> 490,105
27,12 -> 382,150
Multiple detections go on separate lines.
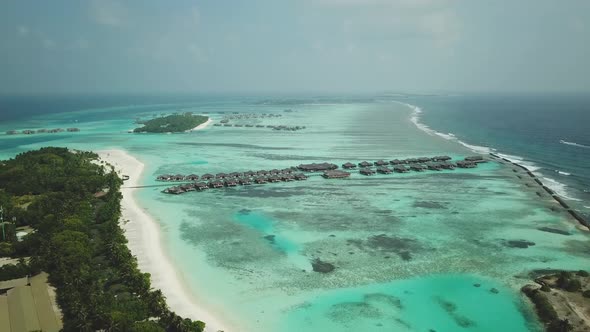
400,102 -> 584,203
555,170 -> 571,176
560,140 -> 590,149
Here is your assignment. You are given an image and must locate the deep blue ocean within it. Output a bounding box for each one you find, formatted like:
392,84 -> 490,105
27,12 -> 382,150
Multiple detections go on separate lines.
400,94 -> 589,213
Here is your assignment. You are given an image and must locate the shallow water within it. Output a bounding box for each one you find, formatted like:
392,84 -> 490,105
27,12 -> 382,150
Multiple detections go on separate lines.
1,97 -> 588,331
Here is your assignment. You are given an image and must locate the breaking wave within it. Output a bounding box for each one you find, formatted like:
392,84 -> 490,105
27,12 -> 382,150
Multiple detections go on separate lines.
402,102 -> 582,202
560,140 -> 590,149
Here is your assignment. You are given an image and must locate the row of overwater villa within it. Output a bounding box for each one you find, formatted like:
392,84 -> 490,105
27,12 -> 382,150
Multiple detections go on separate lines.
5,128 -> 80,135
159,156 -> 485,194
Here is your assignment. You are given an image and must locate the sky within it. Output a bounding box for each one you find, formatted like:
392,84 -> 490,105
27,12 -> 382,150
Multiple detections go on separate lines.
0,0 -> 589,94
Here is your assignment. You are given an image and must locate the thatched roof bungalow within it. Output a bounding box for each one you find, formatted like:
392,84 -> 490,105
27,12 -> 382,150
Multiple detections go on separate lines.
433,155 -> 452,161
297,162 -> 338,172
254,177 -> 268,184
294,173 -> 308,180
360,168 -> 375,176
393,165 -> 409,173
410,164 -> 425,171
215,173 -> 228,179
201,174 -> 214,180
376,167 -> 393,174
456,161 -> 476,168
186,174 -> 199,181
358,161 -> 372,168
322,170 -> 351,179
465,156 -> 485,163
195,182 -> 209,190
374,160 -> 388,166
173,174 -> 186,181
342,162 -> 356,169
389,159 -> 402,165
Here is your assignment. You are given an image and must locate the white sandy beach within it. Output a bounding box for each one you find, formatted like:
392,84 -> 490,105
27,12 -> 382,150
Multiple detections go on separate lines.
96,149 -> 231,332
190,118 -> 213,131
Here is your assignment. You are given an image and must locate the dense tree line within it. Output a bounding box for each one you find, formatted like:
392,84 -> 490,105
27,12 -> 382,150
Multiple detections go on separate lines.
0,147 -> 206,331
133,113 -> 208,133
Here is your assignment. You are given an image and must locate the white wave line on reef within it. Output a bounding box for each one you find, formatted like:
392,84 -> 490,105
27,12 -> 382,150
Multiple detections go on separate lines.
560,140 -> 590,149
399,101 -> 583,202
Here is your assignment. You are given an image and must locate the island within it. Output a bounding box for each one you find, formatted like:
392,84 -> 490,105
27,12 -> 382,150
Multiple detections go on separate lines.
133,113 -> 209,133
0,147 -> 206,331
522,270 -> 590,332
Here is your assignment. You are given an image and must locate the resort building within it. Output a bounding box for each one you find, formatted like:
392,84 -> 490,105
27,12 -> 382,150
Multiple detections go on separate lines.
322,170 -> 351,179
376,166 -> 393,174
410,164 -> 425,172
201,174 -> 214,180
358,161 -> 372,168
342,162 -> 357,169
0,272 -> 63,332
389,159 -> 403,165
359,168 -> 376,176
433,155 -> 452,161
186,174 -> 199,181
394,165 -> 410,173
294,173 -> 308,180
465,156 -> 486,163
297,162 -> 338,172
456,161 -> 477,168
374,160 -> 389,166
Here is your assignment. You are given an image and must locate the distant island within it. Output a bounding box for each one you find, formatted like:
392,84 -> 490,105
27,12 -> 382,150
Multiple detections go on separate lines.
133,113 -> 209,133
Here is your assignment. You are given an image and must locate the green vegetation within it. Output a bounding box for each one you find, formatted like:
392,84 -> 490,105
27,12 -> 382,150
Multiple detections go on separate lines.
133,113 -> 208,133
0,147 -> 205,331
556,271 -> 582,292
522,286 -> 559,323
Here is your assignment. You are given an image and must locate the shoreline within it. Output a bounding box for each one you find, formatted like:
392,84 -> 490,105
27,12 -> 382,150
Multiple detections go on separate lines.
96,149 -> 231,332
189,118 -> 213,131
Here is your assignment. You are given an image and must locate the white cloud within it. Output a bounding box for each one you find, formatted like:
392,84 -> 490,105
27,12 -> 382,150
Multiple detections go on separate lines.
89,0 -> 127,27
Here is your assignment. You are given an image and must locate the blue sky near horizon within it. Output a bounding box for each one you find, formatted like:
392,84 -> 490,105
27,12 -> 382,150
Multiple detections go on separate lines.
0,0 -> 589,94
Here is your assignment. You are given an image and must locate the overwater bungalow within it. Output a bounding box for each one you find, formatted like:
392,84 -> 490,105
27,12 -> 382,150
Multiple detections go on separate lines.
410,164 -> 425,172
456,161 -> 477,168
186,174 -> 199,181
245,124 -> 254,127
342,162 -> 357,169
213,123 -> 222,126
223,124 -> 232,127
5,130 -> 18,135
225,179 -> 238,187
465,156 -> 486,163
440,162 -> 455,170
220,119 -> 229,123
394,165 -> 410,173
297,162 -> 338,172
234,124 -> 244,127
389,159 -> 402,165
173,174 -> 186,181
360,168 -> 375,176
166,186 -> 184,194
282,168 -> 293,174
294,173 -> 308,180
256,125 -> 265,128
282,174 -> 295,181
243,171 -> 256,177
209,181 -> 224,188
426,163 -> 442,171
255,177 -> 268,184
229,172 -> 242,178
157,174 -> 172,181
67,128 -> 80,132
201,174 -> 214,180
269,169 -> 281,174
216,173 -> 228,179
417,157 -> 431,163
181,184 -> 196,192
239,178 -> 252,185
257,170 -> 269,176
406,158 -> 418,164
323,170 -> 351,179
377,166 -> 393,174
37,129 -> 47,133
195,182 -> 209,191
358,161 -> 372,168
266,125 -> 275,128
374,160 -> 388,166
22,130 -> 35,135
433,155 -> 452,161
268,175 -> 281,183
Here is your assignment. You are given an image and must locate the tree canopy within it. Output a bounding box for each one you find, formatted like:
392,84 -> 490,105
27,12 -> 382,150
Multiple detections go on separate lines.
0,147 -> 206,331
134,113 -> 208,133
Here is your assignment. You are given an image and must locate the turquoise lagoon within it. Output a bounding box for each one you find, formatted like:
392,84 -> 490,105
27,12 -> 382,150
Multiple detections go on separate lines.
1,98 -> 589,332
